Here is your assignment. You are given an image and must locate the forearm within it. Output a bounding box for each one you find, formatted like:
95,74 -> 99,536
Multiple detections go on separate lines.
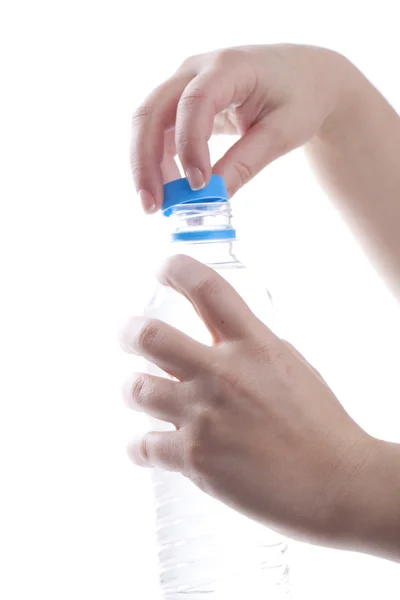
307,57 -> 400,302
341,438 -> 400,561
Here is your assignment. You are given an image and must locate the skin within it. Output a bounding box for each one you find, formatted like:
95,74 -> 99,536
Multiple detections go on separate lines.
122,44 -> 400,561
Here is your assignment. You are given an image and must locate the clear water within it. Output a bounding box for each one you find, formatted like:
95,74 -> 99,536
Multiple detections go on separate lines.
152,467 -> 289,599
144,245 -> 291,599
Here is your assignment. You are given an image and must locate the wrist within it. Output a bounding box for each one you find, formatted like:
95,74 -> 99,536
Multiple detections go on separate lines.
317,52 -> 369,141
336,436 -> 400,560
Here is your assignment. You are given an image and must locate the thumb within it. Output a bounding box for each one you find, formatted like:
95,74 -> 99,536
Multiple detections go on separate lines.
213,111 -> 295,197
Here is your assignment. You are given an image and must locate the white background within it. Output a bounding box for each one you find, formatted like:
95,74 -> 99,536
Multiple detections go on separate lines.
1,0 -> 399,598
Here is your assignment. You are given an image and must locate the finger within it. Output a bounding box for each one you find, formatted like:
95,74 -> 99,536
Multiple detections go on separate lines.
119,316 -> 208,380
213,111 -> 294,197
212,106 -> 240,136
127,430 -> 183,471
175,61 -> 256,190
161,128 -> 180,183
131,73 -> 193,212
123,373 -> 191,426
159,255 -> 278,343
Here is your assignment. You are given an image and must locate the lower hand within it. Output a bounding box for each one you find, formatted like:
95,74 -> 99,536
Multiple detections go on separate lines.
119,255 -> 379,549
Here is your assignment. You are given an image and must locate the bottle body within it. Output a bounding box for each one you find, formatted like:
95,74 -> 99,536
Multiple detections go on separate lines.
144,237 -> 290,599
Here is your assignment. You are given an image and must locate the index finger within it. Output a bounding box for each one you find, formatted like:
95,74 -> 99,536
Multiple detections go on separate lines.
175,57 -> 256,191
159,255 -> 277,344
131,73 -> 193,212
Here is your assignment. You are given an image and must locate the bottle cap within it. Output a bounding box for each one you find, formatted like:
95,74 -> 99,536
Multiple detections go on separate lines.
162,175 -> 228,217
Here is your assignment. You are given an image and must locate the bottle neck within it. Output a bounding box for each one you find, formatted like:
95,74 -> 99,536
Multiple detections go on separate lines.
166,200 -> 240,268
167,200 -> 236,241
169,239 -> 241,268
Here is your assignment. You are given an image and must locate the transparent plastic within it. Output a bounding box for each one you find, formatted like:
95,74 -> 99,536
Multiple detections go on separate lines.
144,201 -> 290,600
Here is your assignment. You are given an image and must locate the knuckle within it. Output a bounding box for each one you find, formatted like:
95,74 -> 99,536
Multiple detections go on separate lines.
185,412 -> 213,474
136,319 -> 162,354
179,54 -> 199,71
250,338 -> 283,364
131,103 -> 152,128
232,160 -> 254,189
179,88 -> 209,108
162,254 -> 189,282
186,442 -> 206,475
280,338 -> 292,348
266,341 -> 285,363
130,137 -> 150,185
191,275 -> 224,305
131,374 -> 147,405
214,364 -> 246,398
280,339 -> 297,356
175,88 -> 210,159
177,89 -> 210,124
213,47 -> 243,67
175,133 -> 196,160
195,408 -> 214,434
268,124 -> 291,157
130,159 -> 147,182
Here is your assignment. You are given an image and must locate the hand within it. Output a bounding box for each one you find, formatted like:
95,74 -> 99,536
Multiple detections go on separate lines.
131,44 -> 351,212
119,255 -> 379,549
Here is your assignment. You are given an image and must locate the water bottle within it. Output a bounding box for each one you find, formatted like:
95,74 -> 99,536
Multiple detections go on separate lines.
144,176 -> 290,599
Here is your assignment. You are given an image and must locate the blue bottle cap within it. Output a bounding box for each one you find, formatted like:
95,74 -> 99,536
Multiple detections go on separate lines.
162,175 -> 228,217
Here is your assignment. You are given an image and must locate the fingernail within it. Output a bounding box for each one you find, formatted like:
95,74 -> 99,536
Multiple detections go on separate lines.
185,167 -> 205,191
138,190 -> 156,214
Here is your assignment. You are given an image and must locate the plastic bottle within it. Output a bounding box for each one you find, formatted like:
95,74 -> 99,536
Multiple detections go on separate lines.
144,175 -> 290,599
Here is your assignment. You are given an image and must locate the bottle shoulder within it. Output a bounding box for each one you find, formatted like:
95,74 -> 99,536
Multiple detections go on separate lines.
145,262 -> 272,333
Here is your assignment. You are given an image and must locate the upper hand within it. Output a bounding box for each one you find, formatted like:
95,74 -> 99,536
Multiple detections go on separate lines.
131,44 -> 348,212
